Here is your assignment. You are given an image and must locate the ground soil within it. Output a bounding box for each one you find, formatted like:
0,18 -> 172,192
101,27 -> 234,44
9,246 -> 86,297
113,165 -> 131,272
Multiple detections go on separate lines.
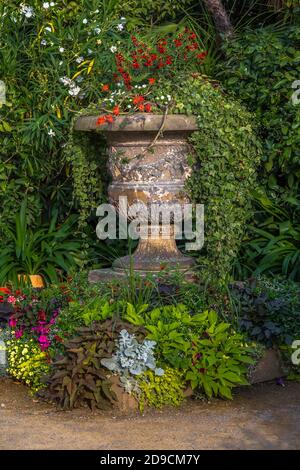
0,378 -> 299,450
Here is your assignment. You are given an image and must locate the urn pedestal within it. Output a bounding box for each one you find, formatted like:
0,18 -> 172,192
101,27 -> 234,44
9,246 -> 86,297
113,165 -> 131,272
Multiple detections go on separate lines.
74,113 -> 198,282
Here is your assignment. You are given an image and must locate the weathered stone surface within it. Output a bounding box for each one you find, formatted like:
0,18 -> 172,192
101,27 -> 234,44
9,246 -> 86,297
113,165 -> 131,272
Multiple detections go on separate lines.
249,349 -> 284,384
75,113 -> 199,277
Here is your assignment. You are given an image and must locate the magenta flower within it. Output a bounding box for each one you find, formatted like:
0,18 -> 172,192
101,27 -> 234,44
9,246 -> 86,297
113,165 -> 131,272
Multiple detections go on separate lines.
7,295 -> 17,305
8,317 -> 17,328
15,329 -> 24,339
38,334 -> 50,350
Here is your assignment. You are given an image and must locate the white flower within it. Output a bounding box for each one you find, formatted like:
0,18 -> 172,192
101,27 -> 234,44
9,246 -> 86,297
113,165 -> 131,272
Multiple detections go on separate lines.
41,39 -> 47,46
43,2 -> 50,8
20,4 -> 35,18
117,24 -> 124,31
120,17 -> 126,21
44,26 -> 52,32
59,76 -> 72,86
110,46 -> 117,53
48,129 -> 55,137
68,85 -> 81,97
142,84 -> 147,88
50,1 -> 55,6
94,27 -> 101,34
76,56 -> 84,64
160,95 -> 165,100
94,9 -> 99,13
59,61 -> 63,66
59,47 -> 64,53
87,49 -> 93,55
82,18 -> 88,24
167,95 -> 172,101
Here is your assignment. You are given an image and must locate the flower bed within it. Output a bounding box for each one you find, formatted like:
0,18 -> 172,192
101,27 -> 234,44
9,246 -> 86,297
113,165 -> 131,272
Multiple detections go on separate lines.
0,277 -> 265,410
1,274 -> 299,412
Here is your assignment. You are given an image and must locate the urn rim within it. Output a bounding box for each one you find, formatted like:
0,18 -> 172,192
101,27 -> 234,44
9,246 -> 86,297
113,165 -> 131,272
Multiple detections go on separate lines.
74,113 -> 198,133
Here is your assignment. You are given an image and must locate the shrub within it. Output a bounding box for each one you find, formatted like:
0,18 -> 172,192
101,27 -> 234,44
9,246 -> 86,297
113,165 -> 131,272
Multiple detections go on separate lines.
6,336 -> 50,392
136,368 -> 185,412
230,276 -> 300,347
220,24 -> 300,279
43,319 -> 146,410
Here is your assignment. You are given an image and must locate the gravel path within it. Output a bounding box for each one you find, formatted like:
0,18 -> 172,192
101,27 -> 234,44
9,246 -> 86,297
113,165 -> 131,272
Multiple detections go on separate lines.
0,378 -> 299,450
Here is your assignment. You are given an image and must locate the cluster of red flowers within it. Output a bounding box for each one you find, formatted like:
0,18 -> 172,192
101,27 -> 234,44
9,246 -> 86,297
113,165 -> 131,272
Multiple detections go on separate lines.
96,30 -> 207,127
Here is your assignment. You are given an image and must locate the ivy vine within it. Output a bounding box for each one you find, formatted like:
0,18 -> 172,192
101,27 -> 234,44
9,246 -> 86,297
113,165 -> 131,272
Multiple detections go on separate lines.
66,76 -> 262,285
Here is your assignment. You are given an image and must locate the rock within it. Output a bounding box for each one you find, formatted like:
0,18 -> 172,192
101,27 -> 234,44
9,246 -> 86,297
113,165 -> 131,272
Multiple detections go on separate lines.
250,348 -> 285,384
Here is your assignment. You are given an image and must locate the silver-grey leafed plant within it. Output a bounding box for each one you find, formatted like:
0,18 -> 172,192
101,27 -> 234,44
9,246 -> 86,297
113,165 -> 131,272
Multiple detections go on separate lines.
101,329 -> 164,377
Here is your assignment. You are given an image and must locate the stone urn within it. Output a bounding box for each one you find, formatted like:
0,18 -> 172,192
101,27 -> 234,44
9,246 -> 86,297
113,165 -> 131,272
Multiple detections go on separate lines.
74,113 -> 198,281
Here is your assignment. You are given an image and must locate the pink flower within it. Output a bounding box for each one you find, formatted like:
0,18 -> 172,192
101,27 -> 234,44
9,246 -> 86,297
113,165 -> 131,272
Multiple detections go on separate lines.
7,296 -> 17,304
15,329 -> 24,339
9,317 -> 17,328
38,334 -> 50,350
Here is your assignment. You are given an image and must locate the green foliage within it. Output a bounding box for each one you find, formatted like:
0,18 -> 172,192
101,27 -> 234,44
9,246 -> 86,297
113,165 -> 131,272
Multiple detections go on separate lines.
235,191 -> 300,280
220,25 -> 300,279
0,0 -> 123,243
6,336 -> 50,392
180,77 -> 262,284
125,302 -> 255,399
230,276 -> 300,346
0,198 -> 83,285
185,310 -> 254,399
136,367 -> 185,412
43,319 -> 144,410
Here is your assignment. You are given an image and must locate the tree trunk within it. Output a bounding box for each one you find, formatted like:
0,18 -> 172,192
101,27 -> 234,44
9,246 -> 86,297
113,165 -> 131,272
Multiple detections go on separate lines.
203,0 -> 233,38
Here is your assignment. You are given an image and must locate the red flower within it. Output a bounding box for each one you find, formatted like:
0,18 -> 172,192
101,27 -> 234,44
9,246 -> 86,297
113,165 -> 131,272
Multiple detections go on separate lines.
138,104 -> 145,111
54,335 -> 63,343
105,114 -> 114,123
133,95 -> 145,105
102,84 -> 109,91
8,317 -> 17,328
96,116 -> 106,126
113,106 -> 120,116
144,103 -> 152,113
148,78 -> 155,85
38,310 -> 46,322
165,56 -> 173,65
197,51 -> 207,60
174,39 -> 182,47
0,287 -> 11,294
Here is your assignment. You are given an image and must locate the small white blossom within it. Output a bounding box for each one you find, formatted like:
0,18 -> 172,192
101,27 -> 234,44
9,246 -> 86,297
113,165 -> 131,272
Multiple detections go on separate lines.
167,95 -> 172,101
59,61 -> 63,66
94,9 -> 99,13
82,18 -> 88,24
43,2 -> 50,8
142,84 -> 147,88
94,27 -> 101,34
50,1 -> 55,5
76,56 -> 84,64
41,39 -> 47,46
59,47 -> 64,53
68,85 -> 81,97
110,46 -> 117,53
120,17 -> 126,21
87,49 -> 93,55
48,129 -> 55,137
59,76 -> 72,86
160,95 -> 165,100
44,26 -> 52,32
20,4 -> 35,18
117,24 -> 124,31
